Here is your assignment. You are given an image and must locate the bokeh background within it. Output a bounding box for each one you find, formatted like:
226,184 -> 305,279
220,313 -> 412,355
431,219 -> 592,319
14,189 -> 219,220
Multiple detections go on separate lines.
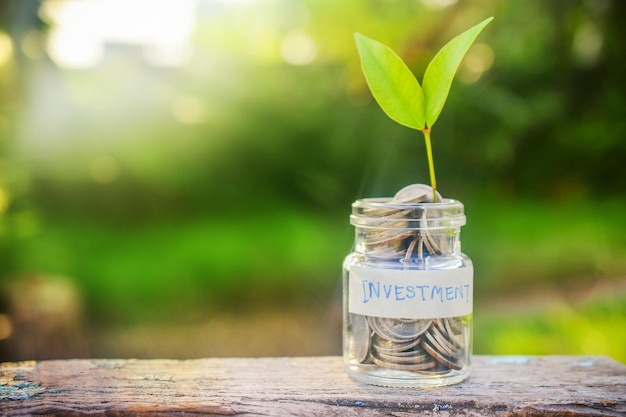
0,0 -> 624,362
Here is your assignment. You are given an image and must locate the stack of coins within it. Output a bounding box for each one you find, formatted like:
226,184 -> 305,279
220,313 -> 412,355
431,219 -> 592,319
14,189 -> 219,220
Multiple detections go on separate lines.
359,184 -> 445,259
350,314 -> 466,372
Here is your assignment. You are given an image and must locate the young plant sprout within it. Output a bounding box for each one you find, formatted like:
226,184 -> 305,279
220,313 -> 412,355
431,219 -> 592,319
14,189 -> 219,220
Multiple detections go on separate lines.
355,17 -> 493,202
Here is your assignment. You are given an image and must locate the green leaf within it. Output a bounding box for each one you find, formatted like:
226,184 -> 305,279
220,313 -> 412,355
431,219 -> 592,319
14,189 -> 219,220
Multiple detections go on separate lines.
423,17 -> 493,128
354,32 -> 426,130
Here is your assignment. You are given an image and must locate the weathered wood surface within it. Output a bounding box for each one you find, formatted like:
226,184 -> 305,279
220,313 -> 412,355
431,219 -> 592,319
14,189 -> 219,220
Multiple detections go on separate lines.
1,355 -> 624,416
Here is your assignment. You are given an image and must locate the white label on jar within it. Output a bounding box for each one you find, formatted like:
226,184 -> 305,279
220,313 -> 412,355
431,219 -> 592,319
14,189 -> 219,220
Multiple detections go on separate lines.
348,265 -> 473,319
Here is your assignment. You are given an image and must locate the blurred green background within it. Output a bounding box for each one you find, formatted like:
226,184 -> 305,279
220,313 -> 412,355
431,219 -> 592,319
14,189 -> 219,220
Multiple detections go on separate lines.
0,0 -> 624,362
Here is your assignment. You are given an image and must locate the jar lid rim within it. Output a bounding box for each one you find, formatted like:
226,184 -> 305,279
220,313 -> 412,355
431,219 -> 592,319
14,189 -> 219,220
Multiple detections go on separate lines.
350,198 -> 466,229
352,197 -> 463,208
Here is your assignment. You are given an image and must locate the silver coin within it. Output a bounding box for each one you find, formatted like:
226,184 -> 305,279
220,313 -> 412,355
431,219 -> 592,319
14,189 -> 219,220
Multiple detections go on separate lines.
418,209 -> 454,256
372,334 -> 422,354
362,229 -> 412,247
392,184 -> 443,203
422,232 -> 441,255
435,318 -> 450,335
364,243 -> 406,259
446,316 -> 465,334
428,324 -> 457,355
375,346 -> 425,358
350,314 -> 371,363
367,316 -> 408,342
437,318 -> 463,348
425,327 -> 461,362
422,339 -> 462,370
361,206 -> 404,218
362,206 -> 414,223
374,349 -> 431,364
362,184 -> 446,256
450,333 -> 464,349
368,317 -> 432,342
372,355 -> 437,371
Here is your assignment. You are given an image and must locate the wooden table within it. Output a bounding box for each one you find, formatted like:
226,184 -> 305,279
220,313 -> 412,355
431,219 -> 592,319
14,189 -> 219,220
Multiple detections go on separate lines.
1,355 -> 625,416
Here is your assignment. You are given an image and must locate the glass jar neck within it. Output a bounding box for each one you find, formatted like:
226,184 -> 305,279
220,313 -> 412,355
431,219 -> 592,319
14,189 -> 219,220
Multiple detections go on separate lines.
350,198 -> 465,260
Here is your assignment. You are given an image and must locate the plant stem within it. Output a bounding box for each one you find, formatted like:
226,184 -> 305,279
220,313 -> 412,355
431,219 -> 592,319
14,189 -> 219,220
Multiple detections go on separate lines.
422,128 -> 438,202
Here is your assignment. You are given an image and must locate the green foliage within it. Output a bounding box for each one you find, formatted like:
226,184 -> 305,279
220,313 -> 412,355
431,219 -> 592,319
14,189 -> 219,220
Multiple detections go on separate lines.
475,291 -> 626,364
355,17 -> 493,131
355,17 -> 493,198
423,17 -> 494,128
354,33 -> 426,130
1,0 -> 626,360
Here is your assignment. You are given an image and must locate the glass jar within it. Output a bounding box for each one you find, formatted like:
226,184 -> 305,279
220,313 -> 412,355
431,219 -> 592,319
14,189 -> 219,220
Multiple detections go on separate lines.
342,197 -> 473,387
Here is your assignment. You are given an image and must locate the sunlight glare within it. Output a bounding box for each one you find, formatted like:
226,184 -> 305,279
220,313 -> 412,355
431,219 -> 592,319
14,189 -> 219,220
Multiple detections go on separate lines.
422,0 -> 457,10
458,43 -> 494,84
171,95 -> 207,125
572,21 -> 603,67
281,32 -> 316,66
0,31 -> 14,68
48,30 -> 103,69
41,0 -> 197,68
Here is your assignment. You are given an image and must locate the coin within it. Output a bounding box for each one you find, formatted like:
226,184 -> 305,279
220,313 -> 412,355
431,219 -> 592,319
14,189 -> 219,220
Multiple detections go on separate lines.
360,205 -> 404,218
350,314 -> 371,363
393,184 -> 443,203
422,339 -> 462,370
437,318 -> 463,348
368,317 -> 432,342
428,324 -> 457,355
374,349 -> 431,364
372,355 -> 437,371
376,345 -> 424,358
360,184 -> 448,259
365,243 -> 407,259
371,333 -> 421,354
422,231 -> 441,255
447,316 -> 465,334
362,229 -> 413,247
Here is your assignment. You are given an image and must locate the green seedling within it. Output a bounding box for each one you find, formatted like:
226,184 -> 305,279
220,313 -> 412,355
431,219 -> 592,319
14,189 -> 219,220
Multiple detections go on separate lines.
355,17 -> 493,202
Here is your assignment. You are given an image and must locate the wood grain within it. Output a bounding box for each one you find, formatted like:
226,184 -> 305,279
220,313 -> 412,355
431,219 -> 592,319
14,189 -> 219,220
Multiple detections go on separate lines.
1,356 -> 625,416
